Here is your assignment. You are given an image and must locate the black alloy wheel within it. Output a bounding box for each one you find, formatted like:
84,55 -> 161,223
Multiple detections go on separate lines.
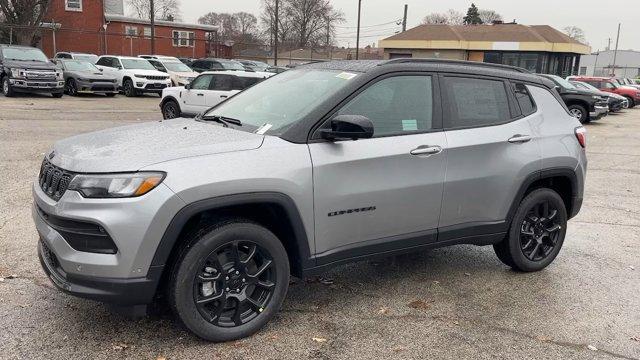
2,76 -> 15,97
124,79 -> 136,97
519,201 -> 562,262
66,79 -> 78,96
194,240 -> 276,327
162,100 -> 180,119
493,188 -> 567,272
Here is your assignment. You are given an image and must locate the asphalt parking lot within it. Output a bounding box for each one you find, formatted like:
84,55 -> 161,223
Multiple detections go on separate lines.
0,94 -> 639,360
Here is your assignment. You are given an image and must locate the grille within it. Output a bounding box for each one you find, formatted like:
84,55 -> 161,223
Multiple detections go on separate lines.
144,75 -> 168,80
25,71 -> 57,81
39,158 -> 74,201
40,239 -> 60,269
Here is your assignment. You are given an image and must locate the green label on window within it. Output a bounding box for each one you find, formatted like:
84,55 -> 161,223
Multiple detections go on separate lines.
402,119 -> 418,131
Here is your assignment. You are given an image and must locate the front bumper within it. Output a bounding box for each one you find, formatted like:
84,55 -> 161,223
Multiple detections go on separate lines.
76,79 -> 118,94
10,78 -> 64,92
590,105 -> 609,120
132,78 -> 171,92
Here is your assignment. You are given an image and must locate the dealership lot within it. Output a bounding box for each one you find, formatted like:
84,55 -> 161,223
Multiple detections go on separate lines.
0,95 -> 638,359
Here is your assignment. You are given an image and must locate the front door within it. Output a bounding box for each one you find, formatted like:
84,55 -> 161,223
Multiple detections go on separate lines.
308,74 -> 447,262
182,74 -> 213,115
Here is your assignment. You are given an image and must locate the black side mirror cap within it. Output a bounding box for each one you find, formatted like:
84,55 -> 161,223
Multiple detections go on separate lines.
319,115 -> 374,141
184,83 -> 191,90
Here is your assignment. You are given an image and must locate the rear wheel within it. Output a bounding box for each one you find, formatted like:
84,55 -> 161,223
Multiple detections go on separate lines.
2,76 -> 15,97
624,96 -> 635,108
162,100 -> 181,119
168,220 -> 289,342
493,188 -> 567,272
568,104 -> 587,123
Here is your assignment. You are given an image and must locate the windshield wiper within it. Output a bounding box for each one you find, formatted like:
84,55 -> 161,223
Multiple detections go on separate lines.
198,114 -> 242,127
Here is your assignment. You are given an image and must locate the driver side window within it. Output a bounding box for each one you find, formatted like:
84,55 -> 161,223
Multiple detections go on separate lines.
336,76 -> 434,137
191,74 -> 213,90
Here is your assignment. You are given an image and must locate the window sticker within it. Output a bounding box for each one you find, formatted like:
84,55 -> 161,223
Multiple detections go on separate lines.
255,123 -> 273,135
335,72 -> 358,80
402,119 -> 418,131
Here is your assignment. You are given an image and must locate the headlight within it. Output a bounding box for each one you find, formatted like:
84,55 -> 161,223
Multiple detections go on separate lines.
591,95 -> 603,100
77,77 -> 89,82
56,70 -> 64,80
10,68 -> 24,78
68,172 -> 165,198
134,74 -> 146,79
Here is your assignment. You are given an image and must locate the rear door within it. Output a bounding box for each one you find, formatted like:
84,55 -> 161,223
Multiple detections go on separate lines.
438,75 -> 542,239
308,74 -> 447,261
182,74 -> 213,115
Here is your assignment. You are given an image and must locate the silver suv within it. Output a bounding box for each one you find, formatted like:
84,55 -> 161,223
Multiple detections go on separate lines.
33,59 -> 587,342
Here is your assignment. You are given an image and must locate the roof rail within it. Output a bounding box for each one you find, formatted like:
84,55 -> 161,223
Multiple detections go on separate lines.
381,58 -> 532,73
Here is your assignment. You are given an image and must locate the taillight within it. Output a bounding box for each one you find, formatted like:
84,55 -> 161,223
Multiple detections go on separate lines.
575,126 -> 586,148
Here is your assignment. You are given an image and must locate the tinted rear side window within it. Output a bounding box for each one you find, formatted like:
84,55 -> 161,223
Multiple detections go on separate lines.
513,82 -> 536,116
443,77 -> 510,128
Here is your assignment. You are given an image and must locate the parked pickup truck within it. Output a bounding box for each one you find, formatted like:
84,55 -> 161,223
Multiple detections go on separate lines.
538,74 -> 608,123
570,76 -> 640,108
0,45 -> 65,98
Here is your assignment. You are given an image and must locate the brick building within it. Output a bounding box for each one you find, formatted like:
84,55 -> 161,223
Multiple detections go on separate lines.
40,0 -> 221,58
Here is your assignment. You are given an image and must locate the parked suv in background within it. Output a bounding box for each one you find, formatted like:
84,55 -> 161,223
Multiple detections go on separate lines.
538,74 -> 608,123
0,45 -> 64,98
571,76 -> 640,108
160,70 -> 265,119
95,55 -> 171,97
35,59 -> 586,342
143,57 -> 199,87
190,58 -> 246,73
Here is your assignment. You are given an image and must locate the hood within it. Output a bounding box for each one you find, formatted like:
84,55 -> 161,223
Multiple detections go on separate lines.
3,59 -> 56,70
171,71 -> 198,77
66,70 -> 116,80
130,69 -> 167,76
49,118 -> 265,173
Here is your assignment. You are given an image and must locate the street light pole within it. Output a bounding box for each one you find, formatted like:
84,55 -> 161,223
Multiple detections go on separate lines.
355,0 -> 362,60
274,0 -> 279,66
150,0 -> 156,54
611,23 -> 621,76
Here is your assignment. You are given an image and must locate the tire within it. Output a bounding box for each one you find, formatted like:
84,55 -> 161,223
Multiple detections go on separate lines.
567,104 -> 587,123
162,100 -> 181,119
493,188 -> 568,272
51,92 -> 64,98
123,79 -> 137,97
624,96 -> 635,108
168,219 -> 290,342
2,76 -> 15,97
66,79 -> 78,96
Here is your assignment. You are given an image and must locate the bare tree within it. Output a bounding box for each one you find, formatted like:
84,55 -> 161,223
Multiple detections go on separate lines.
422,13 -> 448,25
260,0 -> 344,49
478,9 -> 503,24
235,12 -> 258,42
128,0 -> 181,21
421,9 -> 464,26
563,26 -> 587,44
198,12 -> 260,44
0,0 -> 51,45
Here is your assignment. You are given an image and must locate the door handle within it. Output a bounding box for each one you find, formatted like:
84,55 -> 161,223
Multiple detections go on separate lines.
508,134 -> 532,143
410,145 -> 442,156
197,93 -> 204,97
220,95 -> 228,99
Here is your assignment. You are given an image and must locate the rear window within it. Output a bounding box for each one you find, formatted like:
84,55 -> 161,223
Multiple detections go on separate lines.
443,76 -> 511,128
513,82 -> 536,116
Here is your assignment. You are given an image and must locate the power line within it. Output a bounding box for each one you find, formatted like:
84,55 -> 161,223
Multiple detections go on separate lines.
334,18 -> 402,29
336,26 -> 400,36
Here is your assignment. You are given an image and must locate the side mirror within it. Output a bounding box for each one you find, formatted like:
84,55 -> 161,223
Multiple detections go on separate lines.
116,65 -> 122,70
184,83 -> 191,90
554,85 -> 563,93
99,68 -> 104,72
319,115 -> 374,141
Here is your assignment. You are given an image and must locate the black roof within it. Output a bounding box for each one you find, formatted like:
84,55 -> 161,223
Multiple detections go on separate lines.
300,58 -> 551,87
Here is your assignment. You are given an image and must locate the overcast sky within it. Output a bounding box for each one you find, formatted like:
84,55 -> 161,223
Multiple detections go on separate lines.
176,0 -> 638,51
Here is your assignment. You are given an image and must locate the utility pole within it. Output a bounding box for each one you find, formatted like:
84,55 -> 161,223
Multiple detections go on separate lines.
355,0 -> 362,60
150,0 -> 156,54
326,17 -> 332,60
274,0 -> 279,65
402,4 -> 408,32
606,38 -> 611,51
611,23 -> 620,76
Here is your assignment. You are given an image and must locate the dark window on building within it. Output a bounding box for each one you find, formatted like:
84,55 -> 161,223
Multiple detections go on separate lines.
337,76 -> 434,136
579,67 -> 587,75
512,83 -> 536,116
443,77 -> 510,128
484,52 -> 501,64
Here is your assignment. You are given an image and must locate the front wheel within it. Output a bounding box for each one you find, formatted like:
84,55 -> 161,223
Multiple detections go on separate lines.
568,104 -> 587,123
624,96 -> 635,108
66,79 -> 78,96
494,188 -> 568,272
168,220 -> 290,342
162,100 -> 181,119
2,76 -> 15,97
123,79 -> 137,97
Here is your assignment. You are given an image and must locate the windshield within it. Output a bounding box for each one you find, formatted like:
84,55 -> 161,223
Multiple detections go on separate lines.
163,61 -> 193,72
73,54 -> 98,63
63,60 -> 100,72
204,69 -> 359,134
547,75 -> 576,90
219,60 -> 245,71
2,47 -> 49,62
121,58 -> 156,70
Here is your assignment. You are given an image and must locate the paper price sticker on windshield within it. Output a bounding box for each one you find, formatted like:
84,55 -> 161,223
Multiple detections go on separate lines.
255,123 -> 273,135
336,72 -> 358,80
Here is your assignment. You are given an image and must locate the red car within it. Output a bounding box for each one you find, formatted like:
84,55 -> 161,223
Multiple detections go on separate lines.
571,76 -> 640,108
